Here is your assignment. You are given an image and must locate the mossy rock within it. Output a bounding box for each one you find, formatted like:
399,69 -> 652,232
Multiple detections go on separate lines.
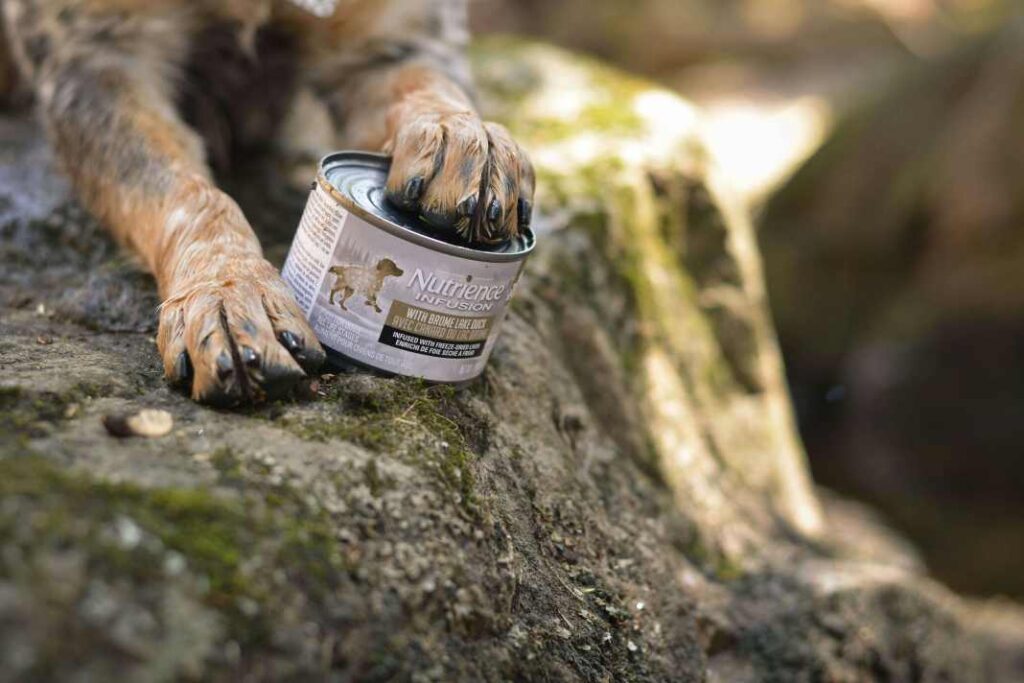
0,38 -> 1016,682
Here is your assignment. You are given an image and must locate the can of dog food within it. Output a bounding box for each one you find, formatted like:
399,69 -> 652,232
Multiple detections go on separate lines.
281,152 -> 535,384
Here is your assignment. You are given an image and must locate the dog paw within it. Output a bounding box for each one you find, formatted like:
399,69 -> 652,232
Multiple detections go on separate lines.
157,259 -> 325,406
385,110 -> 535,245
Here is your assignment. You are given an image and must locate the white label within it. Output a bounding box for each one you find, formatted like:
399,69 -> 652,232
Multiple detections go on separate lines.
282,182 -> 525,382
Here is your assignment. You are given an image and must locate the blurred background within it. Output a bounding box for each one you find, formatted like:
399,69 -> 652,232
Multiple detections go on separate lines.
472,0 -> 1024,599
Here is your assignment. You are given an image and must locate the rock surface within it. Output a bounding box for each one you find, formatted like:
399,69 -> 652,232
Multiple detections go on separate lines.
1,39 -> 1020,682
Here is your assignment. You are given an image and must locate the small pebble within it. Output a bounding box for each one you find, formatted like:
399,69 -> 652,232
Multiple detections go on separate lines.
163,551 -> 187,576
114,516 -> 143,548
102,409 -> 174,438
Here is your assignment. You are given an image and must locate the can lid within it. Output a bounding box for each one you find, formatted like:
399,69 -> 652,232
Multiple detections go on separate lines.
319,151 -> 535,263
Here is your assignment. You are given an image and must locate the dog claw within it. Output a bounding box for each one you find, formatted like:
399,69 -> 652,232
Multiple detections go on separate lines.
458,195 -> 479,218
487,199 -> 501,224
174,351 -> 193,386
260,362 -> 307,400
278,329 -> 325,374
215,352 -> 234,381
240,346 -> 260,368
404,177 -> 424,203
279,330 -> 302,353
518,198 -> 532,228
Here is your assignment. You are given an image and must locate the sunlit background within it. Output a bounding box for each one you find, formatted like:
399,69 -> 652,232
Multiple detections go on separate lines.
472,0 -> 1024,599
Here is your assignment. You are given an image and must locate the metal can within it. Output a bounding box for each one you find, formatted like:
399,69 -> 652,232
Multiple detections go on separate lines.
281,152 -> 535,384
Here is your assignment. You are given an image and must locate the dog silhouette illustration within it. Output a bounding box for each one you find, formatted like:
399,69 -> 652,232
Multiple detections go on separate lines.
328,258 -> 405,313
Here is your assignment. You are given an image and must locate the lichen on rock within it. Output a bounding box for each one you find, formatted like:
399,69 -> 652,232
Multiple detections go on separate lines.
474,38 -> 823,544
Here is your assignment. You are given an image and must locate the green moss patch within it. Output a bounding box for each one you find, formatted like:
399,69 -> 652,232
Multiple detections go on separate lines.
280,377 -> 484,514
471,38 -> 648,147
0,385 -> 74,447
0,454 -> 348,655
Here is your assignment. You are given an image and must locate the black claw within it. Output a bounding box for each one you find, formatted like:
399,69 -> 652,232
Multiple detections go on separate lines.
174,351 -> 193,385
261,364 -> 307,400
518,198 -> 533,228
301,344 -> 327,374
487,199 -> 502,223
240,346 -> 260,368
215,352 -> 234,381
404,177 -> 425,203
279,330 -> 325,374
279,330 -> 303,353
458,195 -> 479,218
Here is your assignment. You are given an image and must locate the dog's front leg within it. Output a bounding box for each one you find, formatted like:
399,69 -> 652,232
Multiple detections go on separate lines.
311,0 -> 535,244
6,2 -> 323,405
155,178 -> 324,405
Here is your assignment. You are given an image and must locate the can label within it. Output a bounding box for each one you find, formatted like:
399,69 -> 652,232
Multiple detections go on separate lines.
282,181 -> 524,382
